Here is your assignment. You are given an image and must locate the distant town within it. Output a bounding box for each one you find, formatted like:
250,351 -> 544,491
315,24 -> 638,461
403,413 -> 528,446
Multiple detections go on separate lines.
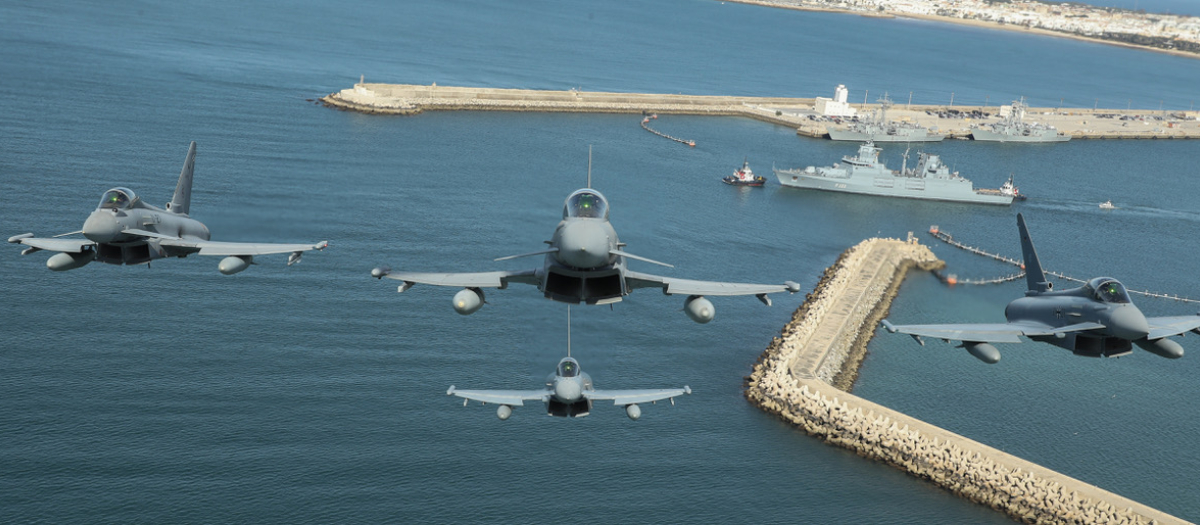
734,0 -> 1200,57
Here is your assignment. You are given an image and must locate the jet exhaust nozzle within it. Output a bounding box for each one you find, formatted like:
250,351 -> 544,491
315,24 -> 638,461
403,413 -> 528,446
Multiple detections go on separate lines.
453,288 -> 485,315
496,405 -> 513,420
684,295 -> 715,324
218,256 -> 252,275
46,251 -> 93,272
1135,338 -> 1184,359
965,342 -> 1001,364
625,404 -> 642,421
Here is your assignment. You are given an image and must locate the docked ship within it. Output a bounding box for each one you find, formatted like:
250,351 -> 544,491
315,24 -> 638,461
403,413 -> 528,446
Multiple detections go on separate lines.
772,141 -> 1016,205
827,95 -> 945,143
970,98 -> 1071,143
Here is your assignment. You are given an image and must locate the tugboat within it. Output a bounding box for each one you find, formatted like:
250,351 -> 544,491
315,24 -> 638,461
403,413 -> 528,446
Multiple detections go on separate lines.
1000,174 -> 1026,201
723,158 -> 766,186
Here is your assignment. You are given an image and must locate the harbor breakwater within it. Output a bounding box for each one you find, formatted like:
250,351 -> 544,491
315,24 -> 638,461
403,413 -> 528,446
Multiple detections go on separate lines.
745,238 -> 1187,524
321,82 -> 814,128
321,82 -> 1200,140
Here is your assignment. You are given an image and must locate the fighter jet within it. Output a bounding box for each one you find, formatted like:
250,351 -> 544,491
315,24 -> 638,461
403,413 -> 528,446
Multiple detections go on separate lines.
447,308 -> 690,420
448,357 -> 690,420
372,181 -> 799,323
8,142 -> 327,275
881,213 -> 1200,363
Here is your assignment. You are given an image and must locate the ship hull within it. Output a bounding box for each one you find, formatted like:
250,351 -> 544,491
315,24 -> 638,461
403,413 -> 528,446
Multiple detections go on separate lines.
827,129 -> 946,142
773,169 -> 1013,205
970,128 -> 1071,143
722,176 -> 765,187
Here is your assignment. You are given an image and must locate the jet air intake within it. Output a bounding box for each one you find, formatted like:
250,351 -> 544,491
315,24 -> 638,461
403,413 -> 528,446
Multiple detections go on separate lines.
218,256 -> 252,275
453,288 -> 485,315
1135,338 -> 1184,359
47,251 -> 94,272
684,295 -> 715,324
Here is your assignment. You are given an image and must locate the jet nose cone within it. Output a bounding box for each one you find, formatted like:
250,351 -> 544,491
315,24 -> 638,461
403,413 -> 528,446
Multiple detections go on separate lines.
554,378 -> 582,402
82,210 -> 122,243
1107,305 -> 1150,340
556,221 -> 611,269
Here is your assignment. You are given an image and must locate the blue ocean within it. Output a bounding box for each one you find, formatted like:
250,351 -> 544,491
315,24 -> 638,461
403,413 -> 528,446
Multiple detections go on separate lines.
2,1 -> 1198,522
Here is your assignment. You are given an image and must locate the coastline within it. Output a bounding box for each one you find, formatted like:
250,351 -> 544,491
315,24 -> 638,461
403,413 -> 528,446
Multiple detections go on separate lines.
726,0 -> 1200,61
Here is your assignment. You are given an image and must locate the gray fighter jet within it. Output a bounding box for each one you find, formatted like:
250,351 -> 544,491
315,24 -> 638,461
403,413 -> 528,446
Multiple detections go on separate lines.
447,309 -> 690,420
448,357 -> 690,420
372,185 -> 799,323
882,213 -> 1200,363
8,142 -> 327,274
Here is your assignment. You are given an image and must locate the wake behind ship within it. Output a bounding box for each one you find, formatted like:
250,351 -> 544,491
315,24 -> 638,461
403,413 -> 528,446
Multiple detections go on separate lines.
773,142 -> 1017,205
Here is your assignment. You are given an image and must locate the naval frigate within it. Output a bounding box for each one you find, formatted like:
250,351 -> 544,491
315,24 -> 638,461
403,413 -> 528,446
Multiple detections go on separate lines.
773,142 -> 1016,205
826,95 -> 945,143
971,98 -> 1071,143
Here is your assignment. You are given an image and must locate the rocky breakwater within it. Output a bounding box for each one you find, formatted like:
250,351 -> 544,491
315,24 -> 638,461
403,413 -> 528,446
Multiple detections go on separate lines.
745,238 -> 1187,524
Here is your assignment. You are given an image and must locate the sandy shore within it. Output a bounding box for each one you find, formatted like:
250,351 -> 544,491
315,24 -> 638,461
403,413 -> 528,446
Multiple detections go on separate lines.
727,0 -> 1200,61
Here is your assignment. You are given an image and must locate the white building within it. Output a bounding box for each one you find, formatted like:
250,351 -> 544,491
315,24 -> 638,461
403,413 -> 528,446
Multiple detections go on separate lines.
815,84 -> 857,117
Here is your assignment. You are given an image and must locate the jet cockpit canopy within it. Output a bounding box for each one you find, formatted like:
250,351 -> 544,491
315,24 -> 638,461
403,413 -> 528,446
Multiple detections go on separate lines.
1086,277 -> 1132,304
99,188 -> 137,210
557,357 -> 581,378
563,189 -> 609,219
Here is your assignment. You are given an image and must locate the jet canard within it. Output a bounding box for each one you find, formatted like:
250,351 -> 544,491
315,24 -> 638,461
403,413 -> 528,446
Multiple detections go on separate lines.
373,185 -> 799,324
882,213 -> 1200,363
8,142 -> 328,274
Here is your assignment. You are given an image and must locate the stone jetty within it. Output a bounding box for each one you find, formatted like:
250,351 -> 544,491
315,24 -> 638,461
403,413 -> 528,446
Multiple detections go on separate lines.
745,238 -> 1188,524
320,81 -> 1200,140
320,82 -> 814,129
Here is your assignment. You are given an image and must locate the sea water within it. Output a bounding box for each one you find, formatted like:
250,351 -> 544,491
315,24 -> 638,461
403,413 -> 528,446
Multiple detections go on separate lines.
1,1 -> 1198,522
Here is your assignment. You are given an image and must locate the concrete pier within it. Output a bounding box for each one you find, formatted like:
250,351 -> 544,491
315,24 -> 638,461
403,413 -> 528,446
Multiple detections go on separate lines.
745,238 -> 1188,524
321,82 -> 1200,140
321,82 -> 814,128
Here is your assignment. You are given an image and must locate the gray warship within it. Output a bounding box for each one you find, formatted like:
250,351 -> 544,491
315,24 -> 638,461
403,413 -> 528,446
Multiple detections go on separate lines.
827,95 -> 945,142
971,98 -> 1071,142
773,141 -> 1017,205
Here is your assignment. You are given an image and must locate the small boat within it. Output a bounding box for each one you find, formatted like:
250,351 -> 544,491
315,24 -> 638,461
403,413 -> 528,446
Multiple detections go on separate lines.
1001,174 -> 1026,201
722,158 -> 766,186
1099,200 -> 1116,210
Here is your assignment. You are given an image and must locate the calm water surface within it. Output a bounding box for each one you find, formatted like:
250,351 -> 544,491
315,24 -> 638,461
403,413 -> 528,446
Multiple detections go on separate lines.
1,1 -> 1198,522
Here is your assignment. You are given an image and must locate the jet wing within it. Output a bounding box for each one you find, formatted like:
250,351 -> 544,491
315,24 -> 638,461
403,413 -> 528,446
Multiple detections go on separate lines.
446,386 -> 549,406
10,237 -> 96,253
377,269 -> 540,289
584,387 -> 691,405
624,270 -> 797,297
157,239 -> 329,256
1146,315 -> 1200,340
881,320 -> 1105,344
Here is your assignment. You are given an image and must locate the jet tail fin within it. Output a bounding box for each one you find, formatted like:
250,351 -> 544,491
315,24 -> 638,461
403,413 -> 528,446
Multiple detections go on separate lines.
1017,213 -> 1050,293
167,141 -> 197,215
